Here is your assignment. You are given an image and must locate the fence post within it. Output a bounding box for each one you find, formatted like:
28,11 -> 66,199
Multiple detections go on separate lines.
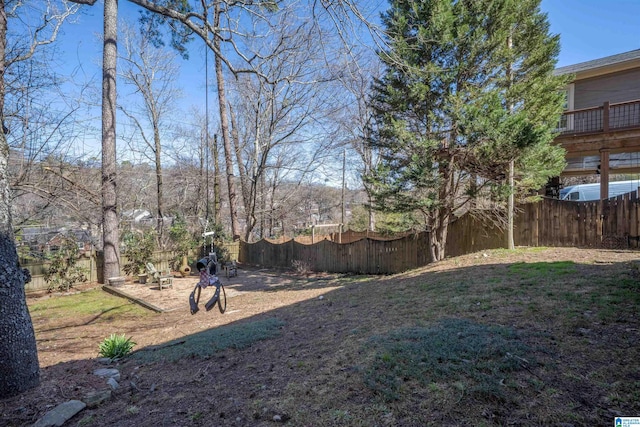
603,101 -> 610,132
599,149 -> 610,199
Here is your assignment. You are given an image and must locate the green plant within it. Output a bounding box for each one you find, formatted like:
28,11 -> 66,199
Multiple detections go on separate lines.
168,214 -> 197,269
98,333 -> 136,360
122,230 -> 156,276
77,415 -> 95,426
190,412 -> 203,421
43,234 -> 88,292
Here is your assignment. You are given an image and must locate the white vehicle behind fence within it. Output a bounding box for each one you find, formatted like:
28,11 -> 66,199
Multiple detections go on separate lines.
560,180 -> 640,202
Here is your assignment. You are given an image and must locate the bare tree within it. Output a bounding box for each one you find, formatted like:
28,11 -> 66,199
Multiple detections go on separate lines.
67,0 -> 382,249
118,20 -> 181,243
332,49 -> 383,231
224,4 -> 355,241
118,0 -> 383,242
7,34 -> 102,230
163,108 -> 223,234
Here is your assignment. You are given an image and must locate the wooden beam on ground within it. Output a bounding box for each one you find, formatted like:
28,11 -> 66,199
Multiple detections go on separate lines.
102,285 -> 165,313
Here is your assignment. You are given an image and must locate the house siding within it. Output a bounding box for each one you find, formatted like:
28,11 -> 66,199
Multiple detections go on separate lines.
574,68 -> 640,109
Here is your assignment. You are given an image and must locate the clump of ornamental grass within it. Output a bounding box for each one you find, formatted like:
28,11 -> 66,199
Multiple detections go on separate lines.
98,333 -> 136,360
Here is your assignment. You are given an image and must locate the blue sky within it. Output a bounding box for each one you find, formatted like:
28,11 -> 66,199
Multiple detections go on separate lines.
59,0 -> 640,95
49,0 -> 640,160
541,0 -> 640,67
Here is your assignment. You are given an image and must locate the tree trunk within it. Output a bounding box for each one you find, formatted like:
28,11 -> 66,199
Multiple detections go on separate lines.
429,158 -> 454,262
102,0 -> 120,280
259,171 -> 266,240
229,104 -> 249,210
429,215 -> 449,262
154,125 -> 164,242
213,134 -> 221,224
0,0 -> 40,397
367,193 -> 376,232
213,1 -> 240,240
229,105 -> 254,242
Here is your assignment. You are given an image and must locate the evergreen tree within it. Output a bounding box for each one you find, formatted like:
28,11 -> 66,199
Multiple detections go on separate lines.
368,0 -> 569,261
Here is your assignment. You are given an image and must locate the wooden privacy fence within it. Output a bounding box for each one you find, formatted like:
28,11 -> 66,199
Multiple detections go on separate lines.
25,193 -> 640,288
515,192 -> 640,248
265,230 -> 410,245
240,233 -> 431,274
240,215 -> 506,274
239,191 -> 640,274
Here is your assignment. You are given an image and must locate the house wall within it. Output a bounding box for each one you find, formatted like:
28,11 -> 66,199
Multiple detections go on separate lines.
574,68 -> 640,109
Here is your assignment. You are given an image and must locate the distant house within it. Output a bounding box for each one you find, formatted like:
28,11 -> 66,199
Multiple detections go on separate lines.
17,227 -> 95,258
554,49 -> 640,198
122,209 -> 153,224
45,229 -> 94,255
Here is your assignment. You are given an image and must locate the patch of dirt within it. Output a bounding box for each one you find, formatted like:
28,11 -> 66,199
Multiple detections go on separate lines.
1,249 -> 639,426
29,266 -> 340,369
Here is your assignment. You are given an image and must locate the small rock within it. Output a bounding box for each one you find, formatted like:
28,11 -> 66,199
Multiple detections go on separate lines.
83,390 -> 112,408
96,358 -> 112,365
273,414 -> 282,422
33,400 -> 86,427
107,377 -> 119,390
93,368 -> 120,381
318,295 -> 324,300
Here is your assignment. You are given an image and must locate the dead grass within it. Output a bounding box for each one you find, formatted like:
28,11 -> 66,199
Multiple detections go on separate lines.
1,247 -> 640,426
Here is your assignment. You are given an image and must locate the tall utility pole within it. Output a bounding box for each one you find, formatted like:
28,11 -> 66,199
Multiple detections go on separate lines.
341,148 -> 346,226
213,134 -> 221,224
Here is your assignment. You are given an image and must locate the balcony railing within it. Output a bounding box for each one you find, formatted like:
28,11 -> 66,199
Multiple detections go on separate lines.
557,99 -> 640,136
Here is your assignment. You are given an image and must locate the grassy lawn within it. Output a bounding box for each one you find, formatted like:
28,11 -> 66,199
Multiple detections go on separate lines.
29,288 -> 149,321
257,249 -> 640,426
20,248 -> 640,426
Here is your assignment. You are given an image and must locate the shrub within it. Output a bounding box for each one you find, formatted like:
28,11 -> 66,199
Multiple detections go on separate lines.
292,259 -> 311,275
122,230 -> 156,276
44,234 -> 88,292
98,333 -> 136,360
168,214 -> 197,270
